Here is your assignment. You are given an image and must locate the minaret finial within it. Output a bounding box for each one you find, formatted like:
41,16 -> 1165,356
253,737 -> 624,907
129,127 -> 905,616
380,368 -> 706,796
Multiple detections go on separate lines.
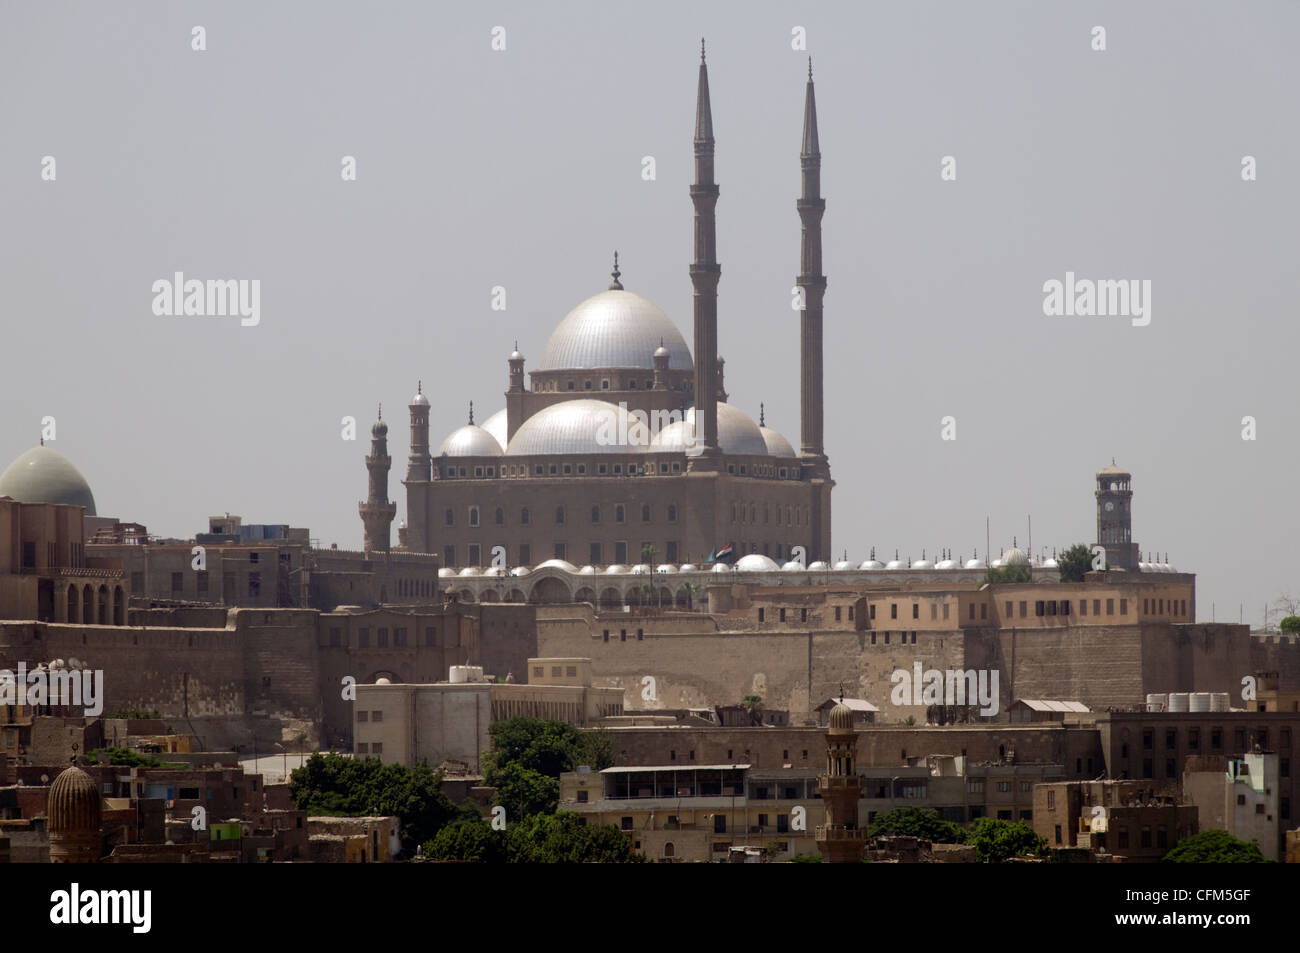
759,402 -> 765,427
468,400 -> 474,426
418,379 -> 422,394
701,38 -> 706,63
377,402 -> 382,421
609,250 -> 623,290
808,56 -> 813,80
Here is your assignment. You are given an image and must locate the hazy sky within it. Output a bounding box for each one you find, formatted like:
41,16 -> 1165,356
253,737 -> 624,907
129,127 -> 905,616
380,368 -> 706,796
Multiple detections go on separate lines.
2,2 -> 1296,627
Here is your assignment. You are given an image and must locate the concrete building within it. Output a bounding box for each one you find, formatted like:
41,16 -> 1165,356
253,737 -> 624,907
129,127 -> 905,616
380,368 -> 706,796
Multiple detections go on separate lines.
1183,751 -> 1280,861
353,659 -> 623,769
1033,780 -> 1197,861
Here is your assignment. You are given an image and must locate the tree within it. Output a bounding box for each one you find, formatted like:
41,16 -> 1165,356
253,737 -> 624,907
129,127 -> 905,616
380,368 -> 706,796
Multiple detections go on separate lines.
423,818 -> 507,863
572,728 -> 617,772
288,752 -> 473,853
506,811 -> 645,863
788,852 -> 823,863
1280,616 -> 1300,635
681,581 -> 698,611
966,817 -> 1047,862
869,807 -> 966,844
491,762 -> 560,818
1056,543 -> 1094,583
640,543 -> 658,565
1163,829 -> 1270,863
742,694 -> 763,724
481,717 -> 581,780
985,564 -> 1031,585
87,747 -> 164,768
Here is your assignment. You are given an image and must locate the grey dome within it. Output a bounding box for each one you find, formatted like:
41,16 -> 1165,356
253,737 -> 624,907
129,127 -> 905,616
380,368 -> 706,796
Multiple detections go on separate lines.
759,425 -> 797,458
651,403 -> 769,456
736,553 -> 780,572
479,409 -> 508,451
0,446 -> 97,515
505,399 -> 635,456
410,391 -> 430,407
437,425 -> 503,457
539,289 -> 692,372
1002,547 -> 1028,566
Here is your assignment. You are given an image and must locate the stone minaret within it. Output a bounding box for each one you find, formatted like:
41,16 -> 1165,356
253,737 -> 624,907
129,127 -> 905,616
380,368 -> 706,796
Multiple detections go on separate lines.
689,40 -> 721,464
1096,462 -> 1139,571
798,58 -> 826,463
403,384 -> 432,554
816,699 -> 865,863
359,406 -> 397,553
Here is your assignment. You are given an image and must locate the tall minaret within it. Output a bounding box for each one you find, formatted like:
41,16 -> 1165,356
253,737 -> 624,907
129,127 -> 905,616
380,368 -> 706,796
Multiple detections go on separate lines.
359,406 -> 397,553
403,384 -> 432,554
406,383 -> 431,482
689,40 -> 721,463
798,58 -> 826,462
816,697 -> 865,863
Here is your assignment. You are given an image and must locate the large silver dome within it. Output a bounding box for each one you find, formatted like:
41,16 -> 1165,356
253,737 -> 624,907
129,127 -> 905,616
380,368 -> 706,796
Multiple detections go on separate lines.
651,403 -> 771,456
437,425 -> 503,457
0,446 -> 97,515
505,399 -> 636,456
539,289 -> 693,371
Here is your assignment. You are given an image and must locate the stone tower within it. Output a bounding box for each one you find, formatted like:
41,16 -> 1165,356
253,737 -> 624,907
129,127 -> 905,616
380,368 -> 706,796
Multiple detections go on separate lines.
48,762 -> 102,863
688,40 -> 721,466
359,407 -> 397,553
1095,462 -> 1139,571
796,60 -> 834,560
816,699 -> 865,863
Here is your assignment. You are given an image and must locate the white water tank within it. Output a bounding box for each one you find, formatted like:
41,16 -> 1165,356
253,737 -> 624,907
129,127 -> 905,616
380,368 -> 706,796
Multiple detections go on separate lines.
1210,692 -> 1230,712
449,665 -> 484,684
1167,692 -> 1190,713
1145,693 -> 1167,712
1189,692 -> 1212,713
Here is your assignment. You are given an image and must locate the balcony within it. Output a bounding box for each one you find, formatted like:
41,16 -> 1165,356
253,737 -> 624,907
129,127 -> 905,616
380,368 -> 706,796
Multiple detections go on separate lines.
815,825 -> 867,840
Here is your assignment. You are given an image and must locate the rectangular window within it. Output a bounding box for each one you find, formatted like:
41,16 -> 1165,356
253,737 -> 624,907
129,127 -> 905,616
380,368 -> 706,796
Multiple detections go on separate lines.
1019,601 -> 1027,617
372,710 -> 383,723
835,606 -> 842,621
377,628 -> 389,648
372,742 -> 382,755
171,571 -> 183,593
666,541 -> 678,562
357,710 -> 368,723
444,546 -> 455,568
912,604 -> 919,619
1093,599 -> 1101,615
615,541 -> 627,564
554,542 -> 566,561
358,627 -> 369,648
394,627 -> 407,647
197,571 -> 209,593
891,604 -> 897,620
1035,601 -> 1045,617
518,543 -> 531,564
1120,598 -> 1127,615
1106,598 -> 1114,615
1005,602 -> 1012,617
590,542 -> 602,565
1080,599 -> 1086,616
248,572 -> 261,598
468,543 -> 480,566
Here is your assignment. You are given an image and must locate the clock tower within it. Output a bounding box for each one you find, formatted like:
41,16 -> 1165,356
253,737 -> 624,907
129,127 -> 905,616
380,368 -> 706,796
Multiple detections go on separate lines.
1095,462 -> 1139,571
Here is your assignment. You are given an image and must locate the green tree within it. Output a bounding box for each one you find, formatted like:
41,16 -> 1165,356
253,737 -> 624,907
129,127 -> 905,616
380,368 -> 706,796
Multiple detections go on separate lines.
481,717 -> 581,780
423,819 -> 507,863
681,581 -> 697,610
966,817 -> 1047,862
1056,543 -> 1094,583
1280,616 -> 1300,635
87,747 -> 164,768
572,728 -> 617,771
868,807 -> 966,844
788,852 -> 823,863
985,564 -> 1032,585
640,543 -> 658,565
506,811 -> 645,863
491,762 -> 560,818
1163,829 -> 1270,863
741,694 -> 763,724
288,752 -> 473,853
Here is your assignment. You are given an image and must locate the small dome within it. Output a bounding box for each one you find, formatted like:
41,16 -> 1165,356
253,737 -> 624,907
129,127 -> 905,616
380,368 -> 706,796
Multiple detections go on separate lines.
458,567 -> 480,577
833,560 -> 854,571
482,566 -> 508,577
885,559 -> 905,570
510,348 -> 525,361
535,558 -> 578,573
677,563 -> 698,572
375,676 -> 392,685
479,409 -> 508,452
781,560 -> 804,571
0,446 -> 97,515
651,403 -> 770,456
808,560 -> 830,571
510,566 -> 531,576
631,564 -> 652,574
827,702 -> 855,733
48,764 -> 101,834
604,564 -> 629,574
712,563 -> 733,573
577,565 -> 597,575
736,553 -> 780,572
964,557 -> 988,570
437,425 -> 503,457
371,419 -> 388,438
438,568 -> 456,578
1042,557 -> 1059,569
1002,547 -> 1028,566
410,391 -> 430,407
911,558 -> 934,570
990,559 -> 1004,568
759,426 -> 797,459
655,564 -> 677,574
1097,462 -> 1129,476
654,344 -> 670,359
540,289 -> 693,372
935,558 -> 958,570
860,559 -> 884,570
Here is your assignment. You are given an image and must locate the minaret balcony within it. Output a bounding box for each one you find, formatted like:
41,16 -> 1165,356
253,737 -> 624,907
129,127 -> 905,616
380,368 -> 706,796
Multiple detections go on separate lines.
815,825 -> 867,841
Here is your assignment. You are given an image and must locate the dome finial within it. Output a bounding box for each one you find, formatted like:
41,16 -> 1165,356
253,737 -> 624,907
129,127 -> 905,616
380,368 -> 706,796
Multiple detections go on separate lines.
759,402 -> 765,427
418,379 -> 422,395
468,401 -> 474,426
377,402 -> 382,421
609,250 -> 623,290
700,38 -> 706,64
808,56 -> 813,80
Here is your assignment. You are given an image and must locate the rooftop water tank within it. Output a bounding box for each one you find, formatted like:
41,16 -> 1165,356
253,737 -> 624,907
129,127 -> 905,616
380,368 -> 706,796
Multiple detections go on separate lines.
449,665 -> 484,684
1167,692 -> 1190,713
1189,692 -> 1212,713
1145,693 -> 1167,712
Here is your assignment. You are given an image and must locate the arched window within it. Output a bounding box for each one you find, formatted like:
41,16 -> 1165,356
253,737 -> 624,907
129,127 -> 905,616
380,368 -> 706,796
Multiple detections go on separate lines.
521,507 -> 530,525
469,506 -> 480,527
495,507 -> 504,525
664,842 -> 675,858
591,505 -> 600,524
641,504 -> 651,522
555,506 -> 565,525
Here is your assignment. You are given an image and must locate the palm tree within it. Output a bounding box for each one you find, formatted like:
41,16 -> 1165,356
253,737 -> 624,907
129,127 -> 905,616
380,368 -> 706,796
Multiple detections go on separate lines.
681,581 -> 698,611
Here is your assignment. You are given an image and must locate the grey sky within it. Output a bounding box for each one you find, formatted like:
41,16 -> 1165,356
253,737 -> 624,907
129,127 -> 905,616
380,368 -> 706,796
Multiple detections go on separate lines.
2,1 -> 1296,626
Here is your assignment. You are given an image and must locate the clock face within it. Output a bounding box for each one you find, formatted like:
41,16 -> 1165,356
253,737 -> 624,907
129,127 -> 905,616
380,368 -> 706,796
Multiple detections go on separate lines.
1104,502 -> 1115,512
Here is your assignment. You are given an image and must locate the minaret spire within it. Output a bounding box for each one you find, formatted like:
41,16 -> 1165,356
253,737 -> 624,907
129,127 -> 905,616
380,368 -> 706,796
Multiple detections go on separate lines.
798,60 -> 826,461
690,39 -> 721,462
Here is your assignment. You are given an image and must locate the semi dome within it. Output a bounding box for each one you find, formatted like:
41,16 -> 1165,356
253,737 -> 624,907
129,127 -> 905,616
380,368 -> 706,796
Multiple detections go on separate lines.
655,564 -> 677,574
0,446 -> 97,515
505,400 -> 635,456
539,289 -> 692,371
651,403 -> 770,456
712,562 -> 734,573
759,426 -> 797,458
437,425 -> 503,457
479,409 -> 508,451
736,553 -> 780,572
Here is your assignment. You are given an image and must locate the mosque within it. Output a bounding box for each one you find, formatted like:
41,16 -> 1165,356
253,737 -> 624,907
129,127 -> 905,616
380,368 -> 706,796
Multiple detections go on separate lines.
360,47 -> 835,569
